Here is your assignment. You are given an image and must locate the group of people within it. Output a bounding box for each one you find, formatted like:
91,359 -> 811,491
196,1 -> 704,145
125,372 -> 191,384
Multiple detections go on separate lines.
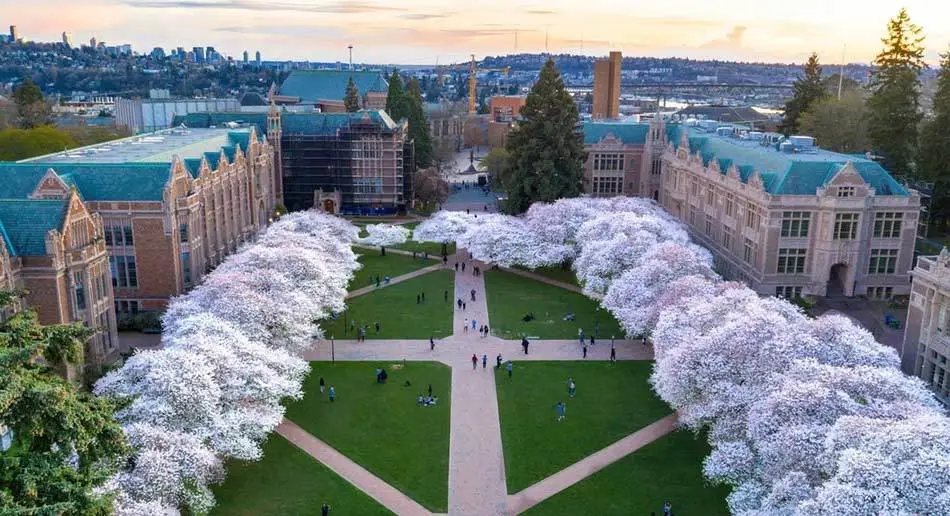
555,378 -> 577,422
318,377 -> 336,402
417,383 -> 437,407
373,275 -> 391,289
349,320 -> 379,342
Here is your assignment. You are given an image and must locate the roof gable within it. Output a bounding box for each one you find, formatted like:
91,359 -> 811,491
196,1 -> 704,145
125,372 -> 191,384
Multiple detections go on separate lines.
583,122 -> 649,145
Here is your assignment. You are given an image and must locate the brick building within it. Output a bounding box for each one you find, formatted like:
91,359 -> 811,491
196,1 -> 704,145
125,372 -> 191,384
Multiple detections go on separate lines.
581,121 -> 664,199
592,51 -> 622,119
660,121 -> 920,299
0,192 -> 117,378
902,249 -> 950,405
175,110 -> 412,215
0,125 -> 278,317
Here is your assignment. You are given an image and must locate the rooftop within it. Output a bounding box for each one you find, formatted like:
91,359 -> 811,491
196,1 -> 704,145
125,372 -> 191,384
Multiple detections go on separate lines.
667,124 -> 909,196
20,127 -> 252,165
582,122 -> 649,145
279,69 -> 389,103
0,198 -> 68,256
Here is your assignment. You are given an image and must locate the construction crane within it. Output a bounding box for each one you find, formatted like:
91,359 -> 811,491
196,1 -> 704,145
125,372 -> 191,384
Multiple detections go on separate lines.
440,55 -> 510,114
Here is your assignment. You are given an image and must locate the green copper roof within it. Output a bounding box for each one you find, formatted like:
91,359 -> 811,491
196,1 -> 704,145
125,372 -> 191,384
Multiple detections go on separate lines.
669,125 -> 909,196
281,111 -> 398,135
0,198 -> 68,256
279,70 -> 388,103
0,163 -> 171,201
183,158 -> 202,178
582,122 -> 649,145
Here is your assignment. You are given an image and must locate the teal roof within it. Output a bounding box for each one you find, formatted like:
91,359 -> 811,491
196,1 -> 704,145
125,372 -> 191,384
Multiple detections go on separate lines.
0,163 -> 171,201
281,111 -> 398,135
0,198 -> 68,256
279,70 -> 388,103
669,125 -> 909,196
183,158 -> 202,178
227,131 -> 250,152
582,122 -> 649,145
203,152 -> 221,171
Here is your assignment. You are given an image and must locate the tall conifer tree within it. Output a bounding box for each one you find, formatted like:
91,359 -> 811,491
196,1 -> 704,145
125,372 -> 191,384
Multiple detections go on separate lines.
344,77 -> 360,112
919,49 -> 950,230
781,53 -> 826,135
504,59 -> 585,214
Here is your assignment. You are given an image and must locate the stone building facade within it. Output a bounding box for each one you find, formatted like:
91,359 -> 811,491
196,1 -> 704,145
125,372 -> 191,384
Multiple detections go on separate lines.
902,249 -> 950,405
660,122 -> 920,299
0,191 -> 117,377
0,126 -> 278,317
581,121 -> 664,200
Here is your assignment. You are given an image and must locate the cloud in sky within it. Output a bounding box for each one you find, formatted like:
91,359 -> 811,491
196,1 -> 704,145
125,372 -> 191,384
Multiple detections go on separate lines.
5,0 -> 949,64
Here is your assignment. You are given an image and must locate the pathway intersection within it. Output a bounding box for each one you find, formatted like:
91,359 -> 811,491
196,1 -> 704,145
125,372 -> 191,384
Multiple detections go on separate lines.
284,251 -> 675,515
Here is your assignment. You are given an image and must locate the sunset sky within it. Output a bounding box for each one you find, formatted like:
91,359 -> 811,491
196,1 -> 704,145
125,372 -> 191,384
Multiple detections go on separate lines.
4,0 -> 950,65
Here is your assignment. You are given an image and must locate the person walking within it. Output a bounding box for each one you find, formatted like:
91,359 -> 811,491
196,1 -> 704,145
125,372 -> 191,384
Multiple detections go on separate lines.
556,401 -> 566,422
464,318 -> 469,332
455,262 -> 459,272
482,354 -> 487,369
471,288 -> 476,301
471,354 -> 478,370
590,335 -> 595,346
568,378 -> 576,398
444,289 -> 449,303
522,337 -> 529,355
582,344 -> 588,359
458,298 -> 463,309
462,262 -> 466,272
484,324 -> 489,337
430,336 -> 435,351
319,377 -> 326,393
610,345 -> 616,362
578,327 -> 584,346
375,321 -> 380,334
463,301 -> 467,310
328,386 -> 336,403
421,291 -> 426,303
322,503 -> 330,516
507,361 -> 513,378
416,294 -> 421,304
472,319 -> 477,330
496,353 -> 503,368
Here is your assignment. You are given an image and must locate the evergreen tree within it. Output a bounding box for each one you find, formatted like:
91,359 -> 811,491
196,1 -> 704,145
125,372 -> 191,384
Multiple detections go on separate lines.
405,78 -> 433,169
781,53 -> 826,135
503,59 -> 586,214
385,71 -> 407,121
344,77 -> 360,112
867,8 -> 926,178
799,90 -> 871,154
0,291 -> 126,515
919,49 -> 950,231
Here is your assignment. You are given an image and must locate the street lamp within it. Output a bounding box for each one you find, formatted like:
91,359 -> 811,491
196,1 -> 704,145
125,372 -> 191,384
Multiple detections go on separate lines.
330,335 -> 335,363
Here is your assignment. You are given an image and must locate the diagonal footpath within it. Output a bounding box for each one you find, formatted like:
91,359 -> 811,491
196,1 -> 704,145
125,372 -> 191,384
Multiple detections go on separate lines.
276,419 -> 434,516
506,413 -> 679,514
448,257 -> 508,515
497,265 -> 599,299
346,262 -> 446,300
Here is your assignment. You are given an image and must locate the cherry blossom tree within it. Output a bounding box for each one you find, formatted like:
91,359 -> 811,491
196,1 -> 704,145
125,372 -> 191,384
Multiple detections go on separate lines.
412,210 -> 476,244
96,211 -> 358,515
358,224 -> 410,255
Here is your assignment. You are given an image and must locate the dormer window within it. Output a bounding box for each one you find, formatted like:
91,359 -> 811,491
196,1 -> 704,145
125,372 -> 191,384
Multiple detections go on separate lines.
837,186 -> 856,198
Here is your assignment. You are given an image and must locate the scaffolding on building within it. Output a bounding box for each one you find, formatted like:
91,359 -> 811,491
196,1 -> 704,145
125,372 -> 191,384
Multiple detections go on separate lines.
281,117 -> 414,215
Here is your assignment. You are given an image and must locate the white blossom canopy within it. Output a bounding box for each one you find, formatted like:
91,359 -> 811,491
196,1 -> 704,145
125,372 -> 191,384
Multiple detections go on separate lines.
358,223 -> 410,247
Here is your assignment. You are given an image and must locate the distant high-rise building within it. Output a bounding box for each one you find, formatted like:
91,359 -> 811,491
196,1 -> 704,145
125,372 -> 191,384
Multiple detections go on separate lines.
255,50 -> 261,67
243,50 -> 249,64
192,46 -> 205,63
205,46 -> 216,63
9,25 -> 18,42
90,37 -> 97,48
61,31 -> 72,48
592,51 -> 622,119
176,46 -> 185,62
150,47 -> 165,59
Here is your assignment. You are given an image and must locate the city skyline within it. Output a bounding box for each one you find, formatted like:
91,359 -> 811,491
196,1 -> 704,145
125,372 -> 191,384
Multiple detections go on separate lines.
4,0 -> 950,65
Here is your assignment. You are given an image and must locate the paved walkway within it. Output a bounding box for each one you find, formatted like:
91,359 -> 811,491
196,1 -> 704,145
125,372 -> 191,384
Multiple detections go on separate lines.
506,413 -> 679,514
276,419 -> 433,516
285,248 -> 668,516
354,243 -> 444,260
347,262 -> 446,300
447,260 -> 508,515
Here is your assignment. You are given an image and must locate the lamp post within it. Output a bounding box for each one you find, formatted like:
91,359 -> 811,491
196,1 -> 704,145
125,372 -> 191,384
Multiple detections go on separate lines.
330,335 -> 335,363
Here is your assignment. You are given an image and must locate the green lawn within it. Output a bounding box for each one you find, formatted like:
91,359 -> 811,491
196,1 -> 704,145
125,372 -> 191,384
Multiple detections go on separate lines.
515,265 -> 580,287
496,361 -> 672,493
394,221 -> 457,256
349,251 -> 433,291
212,435 -> 392,515
285,362 -> 452,512
485,270 -> 623,339
524,430 -> 730,516
322,270 -> 454,339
